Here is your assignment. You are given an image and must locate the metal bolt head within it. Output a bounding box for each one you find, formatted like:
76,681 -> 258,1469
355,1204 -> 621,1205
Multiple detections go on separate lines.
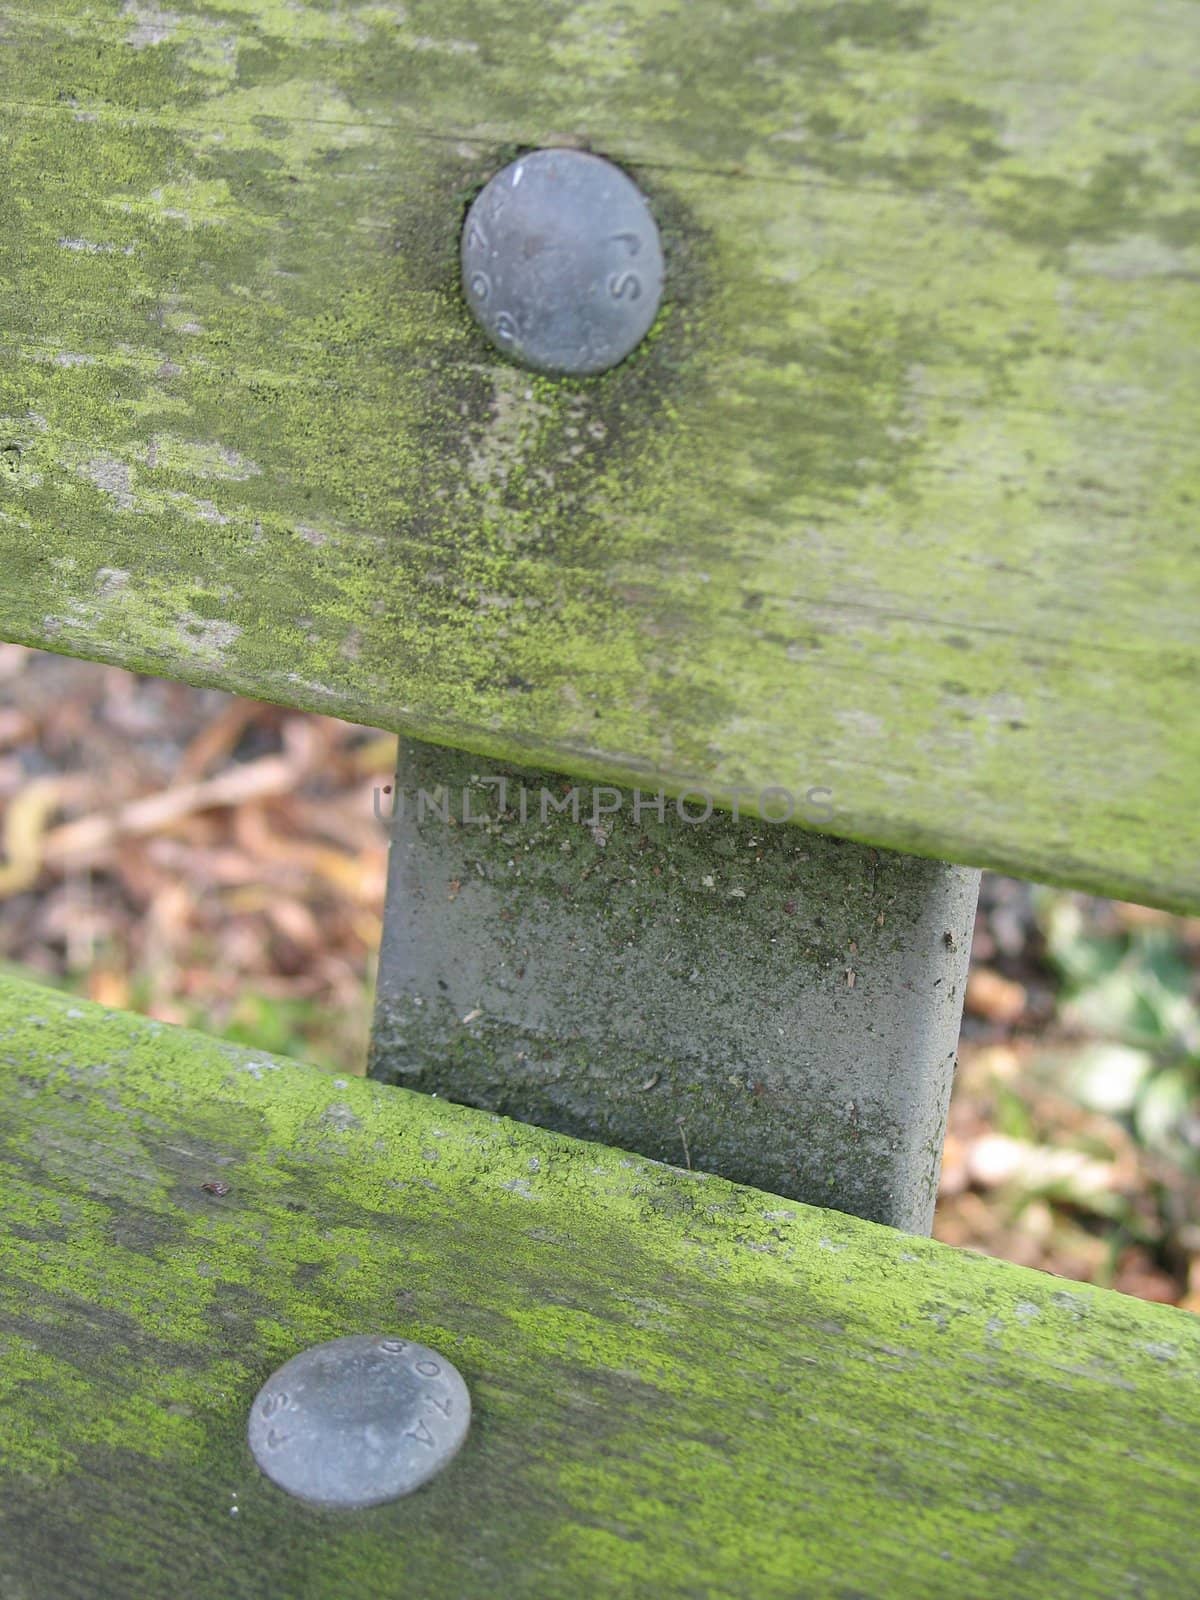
247,1335 -> 471,1509
462,148 -> 664,376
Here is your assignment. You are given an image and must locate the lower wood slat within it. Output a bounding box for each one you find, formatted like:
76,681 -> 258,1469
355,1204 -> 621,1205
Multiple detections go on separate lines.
1,972 -> 1197,1598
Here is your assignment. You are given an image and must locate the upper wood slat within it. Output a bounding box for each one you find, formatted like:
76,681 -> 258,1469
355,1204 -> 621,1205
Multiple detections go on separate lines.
2,970 -> 1200,1598
1,1 -> 1197,908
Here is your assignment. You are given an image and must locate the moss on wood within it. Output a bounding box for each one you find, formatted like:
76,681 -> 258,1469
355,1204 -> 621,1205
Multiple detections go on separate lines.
1,971 -> 1199,1597
0,1 -> 1197,909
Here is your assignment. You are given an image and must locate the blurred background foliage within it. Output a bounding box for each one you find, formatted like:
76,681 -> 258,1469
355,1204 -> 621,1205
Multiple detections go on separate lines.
1,643 -> 1197,1309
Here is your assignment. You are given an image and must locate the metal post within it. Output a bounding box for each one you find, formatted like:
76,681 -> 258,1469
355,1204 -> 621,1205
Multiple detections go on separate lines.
370,739 -> 980,1234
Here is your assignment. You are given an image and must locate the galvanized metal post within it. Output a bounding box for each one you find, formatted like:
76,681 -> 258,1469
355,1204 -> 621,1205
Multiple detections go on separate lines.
370,739 -> 979,1233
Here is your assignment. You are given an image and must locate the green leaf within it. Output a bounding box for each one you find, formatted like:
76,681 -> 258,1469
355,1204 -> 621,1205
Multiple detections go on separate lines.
1064,1042 -> 1155,1115
1133,1068 -> 1194,1153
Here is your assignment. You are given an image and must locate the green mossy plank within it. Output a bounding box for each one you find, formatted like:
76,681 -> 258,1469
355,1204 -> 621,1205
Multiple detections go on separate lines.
1,4 -> 1198,914
2,972 -> 1199,1598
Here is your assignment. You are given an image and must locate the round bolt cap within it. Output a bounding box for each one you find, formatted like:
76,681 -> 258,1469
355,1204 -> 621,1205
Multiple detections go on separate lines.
462,148 -> 663,376
247,1335 -> 471,1508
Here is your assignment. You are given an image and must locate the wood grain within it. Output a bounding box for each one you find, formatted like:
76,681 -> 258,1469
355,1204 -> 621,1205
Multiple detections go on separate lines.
2,970 -> 1199,1597
1,2 -> 1197,907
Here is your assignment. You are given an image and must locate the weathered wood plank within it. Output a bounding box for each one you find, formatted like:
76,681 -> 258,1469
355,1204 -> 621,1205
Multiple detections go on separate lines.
2,970 -> 1199,1598
1,2 -> 1197,909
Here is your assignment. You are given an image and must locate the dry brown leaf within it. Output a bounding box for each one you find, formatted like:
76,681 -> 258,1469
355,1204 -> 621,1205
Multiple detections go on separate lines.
175,700 -> 266,784
40,755 -> 301,866
1113,1247 -> 1180,1303
937,1133 -> 969,1197
146,881 -> 196,947
965,967 -> 1028,1025
232,802 -> 382,903
349,734 -> 399,776
1111,902 -> 1176,930
0,710 -> 34,749
290,789 -> 389,853
266,897 -> 323,951
0,775 -> 91,897
0,644 -> 31,681
142,839 -> 265,887
88,969 -> 130,1008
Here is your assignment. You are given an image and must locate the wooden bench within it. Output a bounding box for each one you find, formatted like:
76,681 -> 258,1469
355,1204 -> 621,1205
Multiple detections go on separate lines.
2,1 -> 1198,1594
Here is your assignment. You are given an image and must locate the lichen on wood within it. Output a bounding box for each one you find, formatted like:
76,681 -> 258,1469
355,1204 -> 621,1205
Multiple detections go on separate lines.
2,970 -> 1200,1597
0,0 -> 1197,912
